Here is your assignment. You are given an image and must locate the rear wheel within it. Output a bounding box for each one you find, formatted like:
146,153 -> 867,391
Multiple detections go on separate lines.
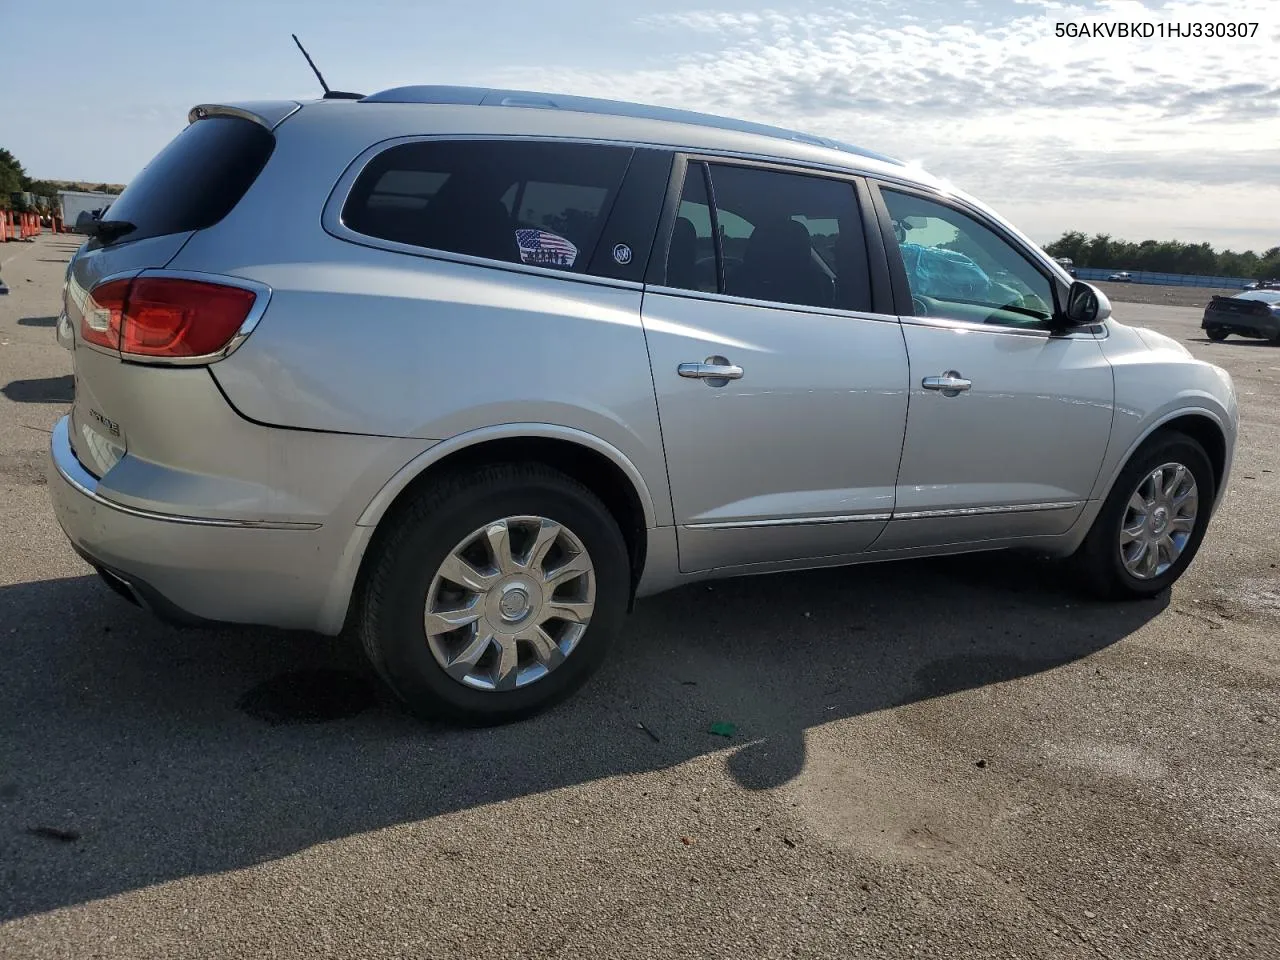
1205,326 -> 1228,341
358,464 -> 630,724
1074,432 -> 1215,599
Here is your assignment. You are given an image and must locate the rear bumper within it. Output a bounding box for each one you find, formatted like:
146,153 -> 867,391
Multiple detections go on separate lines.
1202,312 -> 1280,338
48,415 -> 355,632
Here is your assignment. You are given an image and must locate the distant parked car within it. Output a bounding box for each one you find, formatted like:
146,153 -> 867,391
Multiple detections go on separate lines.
1107,271 -> 1133,282
1053,256 -> 1078,278
1202,290 -> 1280,342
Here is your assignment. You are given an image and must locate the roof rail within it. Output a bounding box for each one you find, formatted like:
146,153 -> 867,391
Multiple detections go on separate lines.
359,85 -> 904,167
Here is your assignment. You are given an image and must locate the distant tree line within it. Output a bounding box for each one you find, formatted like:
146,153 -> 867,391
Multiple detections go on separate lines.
0,146 -> 123,211
1045,231 -> 1280,280
0,148 -> 28,207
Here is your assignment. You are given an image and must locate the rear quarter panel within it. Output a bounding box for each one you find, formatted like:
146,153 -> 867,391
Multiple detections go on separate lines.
206,256 -> 669,525
168,104 -> 672,527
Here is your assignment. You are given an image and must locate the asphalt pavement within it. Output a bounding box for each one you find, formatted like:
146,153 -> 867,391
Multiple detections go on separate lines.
1,234 -> 1277,959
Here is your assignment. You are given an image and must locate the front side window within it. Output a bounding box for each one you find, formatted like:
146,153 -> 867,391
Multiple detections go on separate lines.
663,161 -> 872,313
342,140 -> 632,272
880,189 -> 1056,328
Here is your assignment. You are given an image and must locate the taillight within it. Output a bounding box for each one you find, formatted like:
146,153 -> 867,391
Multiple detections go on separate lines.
79,277 -> 257,361
81,278 -> 127,350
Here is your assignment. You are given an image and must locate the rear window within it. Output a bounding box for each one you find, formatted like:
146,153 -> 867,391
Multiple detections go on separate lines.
97,115 -> 274,245
341,140 -> 634,273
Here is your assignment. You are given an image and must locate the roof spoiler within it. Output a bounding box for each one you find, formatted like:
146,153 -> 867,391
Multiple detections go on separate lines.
188,101 -> 302,131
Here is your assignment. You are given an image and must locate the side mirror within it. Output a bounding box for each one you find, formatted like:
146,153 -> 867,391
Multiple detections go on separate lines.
1063,280 -> 1111,326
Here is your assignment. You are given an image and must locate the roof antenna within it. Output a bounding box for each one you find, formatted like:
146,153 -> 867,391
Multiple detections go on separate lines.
291,34 -> 364,100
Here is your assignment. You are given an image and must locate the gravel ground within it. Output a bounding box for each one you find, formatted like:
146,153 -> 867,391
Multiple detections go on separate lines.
1090,281 -> 1238,309
1,234 -> 1277,959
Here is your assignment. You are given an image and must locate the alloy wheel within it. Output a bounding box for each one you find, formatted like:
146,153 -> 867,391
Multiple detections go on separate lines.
1119,462 -> 1198,580
424,516 -> 596,691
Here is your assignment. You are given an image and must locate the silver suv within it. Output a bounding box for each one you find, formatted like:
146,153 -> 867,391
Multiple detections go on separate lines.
49,86 -> 1238,723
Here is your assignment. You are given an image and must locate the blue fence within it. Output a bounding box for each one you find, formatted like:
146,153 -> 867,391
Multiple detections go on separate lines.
1074,267 -> 1253,289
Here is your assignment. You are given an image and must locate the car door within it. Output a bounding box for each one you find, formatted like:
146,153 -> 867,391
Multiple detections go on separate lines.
867,182 -> 1114,551
640,158 -> 910,572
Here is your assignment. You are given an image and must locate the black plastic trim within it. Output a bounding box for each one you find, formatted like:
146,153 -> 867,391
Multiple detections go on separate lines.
853,178 -> 895,317
587,148 -> 676,282
644,155 -> 694,287
702,163 -> 725,295
71,543 -> 221,629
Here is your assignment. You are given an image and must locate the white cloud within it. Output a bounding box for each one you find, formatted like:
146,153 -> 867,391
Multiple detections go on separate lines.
494,0 -> 1280,248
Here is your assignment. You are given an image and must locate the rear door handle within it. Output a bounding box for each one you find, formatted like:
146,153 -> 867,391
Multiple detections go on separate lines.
678,356 -> 743,384
922,371 -> 971,396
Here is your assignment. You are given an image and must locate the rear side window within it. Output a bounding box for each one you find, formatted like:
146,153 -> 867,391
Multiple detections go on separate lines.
100,116 -> 274,245
341,140 -> 634,273
662,161 -> 872,313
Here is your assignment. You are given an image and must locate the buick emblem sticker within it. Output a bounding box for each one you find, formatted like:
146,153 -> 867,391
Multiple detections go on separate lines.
612,243 -> 633,265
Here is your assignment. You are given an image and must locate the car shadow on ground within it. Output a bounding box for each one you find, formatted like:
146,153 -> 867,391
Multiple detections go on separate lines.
0,552 -> 1166,921
16,316 -> 58,327
1188,337 -> 1278,347
1,376 -> 74,404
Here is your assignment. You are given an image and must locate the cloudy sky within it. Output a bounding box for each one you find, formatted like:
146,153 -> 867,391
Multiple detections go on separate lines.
3,0 -> 1276,250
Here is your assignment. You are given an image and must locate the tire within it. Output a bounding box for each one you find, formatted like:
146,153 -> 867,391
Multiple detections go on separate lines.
1205,326 -> 1228,342
1074,432 -> 1215,600
358,463 -> 631,725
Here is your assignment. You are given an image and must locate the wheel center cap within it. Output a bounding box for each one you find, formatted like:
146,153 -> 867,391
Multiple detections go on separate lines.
1150,506 -> 1170,535
498,584 -> 532,622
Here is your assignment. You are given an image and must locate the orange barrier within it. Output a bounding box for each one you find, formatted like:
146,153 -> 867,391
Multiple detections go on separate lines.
4,209 -> 60,238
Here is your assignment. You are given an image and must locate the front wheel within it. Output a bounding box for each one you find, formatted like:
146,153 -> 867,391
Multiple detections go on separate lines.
358,464 -> 631,724
1074,432 -> 1216,599
1205,326 -> 1228,342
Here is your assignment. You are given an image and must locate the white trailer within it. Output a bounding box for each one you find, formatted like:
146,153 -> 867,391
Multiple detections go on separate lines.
58,190 -> 117,226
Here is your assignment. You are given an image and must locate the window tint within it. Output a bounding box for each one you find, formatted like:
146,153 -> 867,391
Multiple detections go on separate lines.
880,189 -> 1056,328
95,116 -> 274,246
365,169 -> 448,212
663,162 -> 871,312
342,140 -> 633,272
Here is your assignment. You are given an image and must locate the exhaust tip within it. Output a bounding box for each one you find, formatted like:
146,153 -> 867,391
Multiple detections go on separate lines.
93,566 -> 141,608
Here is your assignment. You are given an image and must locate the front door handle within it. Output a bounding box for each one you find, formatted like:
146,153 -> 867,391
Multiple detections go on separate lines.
678,355 -> 743,385
922,371 -> 972,396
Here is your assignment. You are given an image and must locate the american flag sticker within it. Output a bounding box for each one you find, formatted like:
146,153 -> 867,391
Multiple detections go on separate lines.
515,229 -> 579,268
